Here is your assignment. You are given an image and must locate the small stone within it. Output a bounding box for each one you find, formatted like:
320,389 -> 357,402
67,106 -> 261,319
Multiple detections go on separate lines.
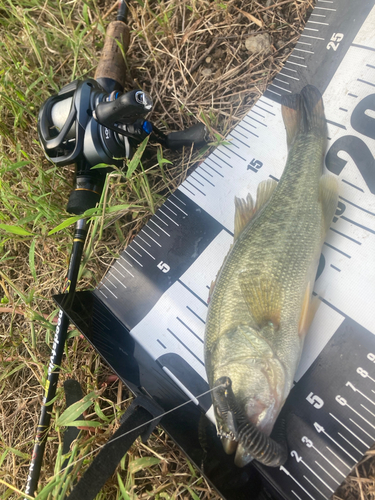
245,34 -> 271,54
205,56 -> 212,63
202,68 -> 212,77
213,48 -> 224,59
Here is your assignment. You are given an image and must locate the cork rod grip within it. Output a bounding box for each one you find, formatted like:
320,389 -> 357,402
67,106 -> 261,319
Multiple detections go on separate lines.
95,21 -> 130,89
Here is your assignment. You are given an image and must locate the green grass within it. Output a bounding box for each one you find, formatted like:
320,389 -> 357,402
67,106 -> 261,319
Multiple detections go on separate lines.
0,0 -> 315,498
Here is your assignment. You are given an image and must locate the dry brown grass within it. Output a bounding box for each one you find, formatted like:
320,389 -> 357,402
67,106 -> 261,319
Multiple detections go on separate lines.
1,0 -> 374,498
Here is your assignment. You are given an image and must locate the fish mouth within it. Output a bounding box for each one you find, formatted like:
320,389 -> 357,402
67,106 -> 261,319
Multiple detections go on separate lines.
212,376 -> 288,467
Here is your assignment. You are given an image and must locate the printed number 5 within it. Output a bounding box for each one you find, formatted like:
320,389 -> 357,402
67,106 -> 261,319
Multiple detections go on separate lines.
157,261 -> 170,273
327,33 -> 344,51
306,392 -> 324,409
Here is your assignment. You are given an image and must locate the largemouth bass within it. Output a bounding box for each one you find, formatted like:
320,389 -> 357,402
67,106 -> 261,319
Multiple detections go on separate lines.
204,85 -> 339,468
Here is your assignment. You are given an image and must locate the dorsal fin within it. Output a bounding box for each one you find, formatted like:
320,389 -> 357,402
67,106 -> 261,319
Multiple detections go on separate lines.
255,179 -> 278,212
234,193 -> 254,240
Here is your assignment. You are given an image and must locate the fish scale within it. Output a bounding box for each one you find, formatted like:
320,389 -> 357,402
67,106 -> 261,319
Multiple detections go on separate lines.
204,86 -> 339,467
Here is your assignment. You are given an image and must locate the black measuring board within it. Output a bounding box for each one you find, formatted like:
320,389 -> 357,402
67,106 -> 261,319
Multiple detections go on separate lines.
56,1 -> 375,499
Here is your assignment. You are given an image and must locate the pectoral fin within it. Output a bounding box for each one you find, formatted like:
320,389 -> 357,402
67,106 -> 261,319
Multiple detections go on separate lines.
238,274 -> 283,330
319,174 -> 339,235
298,282 -> 321,338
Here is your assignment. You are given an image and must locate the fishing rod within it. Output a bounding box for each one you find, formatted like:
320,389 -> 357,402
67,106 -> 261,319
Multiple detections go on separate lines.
25,1 -> 207,496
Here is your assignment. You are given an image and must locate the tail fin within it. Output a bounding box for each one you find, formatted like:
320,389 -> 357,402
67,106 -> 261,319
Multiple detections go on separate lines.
281,85 -> 326,149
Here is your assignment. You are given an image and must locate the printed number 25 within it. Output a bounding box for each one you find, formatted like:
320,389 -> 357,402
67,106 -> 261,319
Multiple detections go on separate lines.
327,33 -> 344,51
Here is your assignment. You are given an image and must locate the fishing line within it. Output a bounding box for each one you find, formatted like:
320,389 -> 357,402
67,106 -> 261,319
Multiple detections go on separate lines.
58,384 -> 223,476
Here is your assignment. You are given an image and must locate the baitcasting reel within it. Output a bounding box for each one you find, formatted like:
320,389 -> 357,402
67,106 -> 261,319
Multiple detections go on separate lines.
38,78 -> 207,214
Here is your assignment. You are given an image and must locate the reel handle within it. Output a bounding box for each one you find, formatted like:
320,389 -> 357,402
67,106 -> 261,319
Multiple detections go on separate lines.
95,20 -> 130,93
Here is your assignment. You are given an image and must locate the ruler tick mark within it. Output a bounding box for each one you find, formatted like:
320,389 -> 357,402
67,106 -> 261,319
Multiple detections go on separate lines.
339,107 -> 348,112
176,317 -> 204,344
186,306 -> 206,324
167,199 -> 188,215
178,279 -> 208,307
102,283 -> 118,299
118,259 -> 135,277
341,179 -> 364,192
330,264 -> 341,272
124,250 -> 143,267
303,476 -> 329,500
98,289 -> 108,300
341,215 -> 375,235
330,413 -> 370,447
108,271 -> 127,289
120,255 -> 133,268
167,328 -> 205,367
204,162 -> 224,178
348,93 -> 358,98
195,170 -> 215,186
300,459 -> 334,492
163,204 -> 178,217
267,88 -> 281,96
279,72 -> 300,81
158,211 -> 179,226
292,491 -> 303,500
270,83 -> 292,93
134,240 -> 155,260
324,242 -> 351,258
358,78 -> 375,88
286,60 -> 308,68
157,339 -> 167,349
229,132 -> 250,149
279,466 -> 317,500
171,192 -> 187,206
137,234 -> 151,247
128,245 -> 142,257
251,109 -> 265,118
319,423 -> 356,463
212,152 -> 234,168
352,44 -> 375,52
106,277 -> 117,289
361,404 -> 375,418
149,219 -> 171,237
337,433 -> 363,455
315,6 -> 336,11
326,119 -> 346,130
300,34 -> 325,41
329,227 -> 361,245
190,174 -> 205,187
307,20 -> 329,25
294,48 -> 315,54
315,461 -> 341,485
325,447 -> 351,470
310,442 -> 346,478
349,418 -> 375,440
185,179 -> 206,196
339,196 -> 375,217
141,229 -> 162,247
274,77 -> 290,85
